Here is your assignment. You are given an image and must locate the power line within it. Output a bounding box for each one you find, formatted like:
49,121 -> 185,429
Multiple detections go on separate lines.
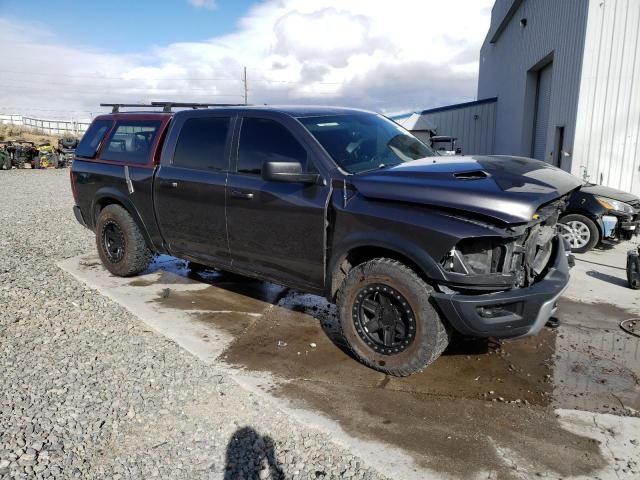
0,69 -> 243,82
0,69 -> 345,86
0,81 -> 245,96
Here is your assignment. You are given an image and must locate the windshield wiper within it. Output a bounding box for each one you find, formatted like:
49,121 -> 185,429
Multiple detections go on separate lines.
357,162 -> 400,174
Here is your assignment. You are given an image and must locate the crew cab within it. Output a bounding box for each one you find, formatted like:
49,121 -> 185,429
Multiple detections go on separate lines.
71,105 -> 581,376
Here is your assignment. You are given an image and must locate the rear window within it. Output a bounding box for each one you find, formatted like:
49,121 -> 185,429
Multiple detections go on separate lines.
75,120 -> 112,158
173,117 -> 230,171
101,120 -> 162,164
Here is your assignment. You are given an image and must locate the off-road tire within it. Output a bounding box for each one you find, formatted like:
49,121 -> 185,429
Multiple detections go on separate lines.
336,258 -> 450,376
32,157 -> 41,169
559,214 -> 600,253
95,204 -> 153,277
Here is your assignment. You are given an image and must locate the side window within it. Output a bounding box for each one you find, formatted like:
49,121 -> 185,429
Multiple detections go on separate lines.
102,120 -> 162,164
173,117 -> 230,171
75,120 -> 112,158
237,118 -> 308,175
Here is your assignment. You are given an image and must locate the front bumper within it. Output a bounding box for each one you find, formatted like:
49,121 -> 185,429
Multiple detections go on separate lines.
432,236 -> 570,338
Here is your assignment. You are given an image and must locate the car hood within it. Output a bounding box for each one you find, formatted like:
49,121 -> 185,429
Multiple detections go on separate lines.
351,155 -> 582,224
580,184 -> 639,204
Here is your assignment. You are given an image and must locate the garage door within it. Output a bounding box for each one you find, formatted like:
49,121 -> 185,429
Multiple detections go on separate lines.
532,63 -> 553,161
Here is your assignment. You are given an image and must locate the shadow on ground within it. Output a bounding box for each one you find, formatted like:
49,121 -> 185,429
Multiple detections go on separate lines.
224,427 -> 284,480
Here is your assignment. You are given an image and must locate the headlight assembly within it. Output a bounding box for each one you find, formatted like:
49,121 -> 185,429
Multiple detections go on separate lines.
596,196 -> 635,215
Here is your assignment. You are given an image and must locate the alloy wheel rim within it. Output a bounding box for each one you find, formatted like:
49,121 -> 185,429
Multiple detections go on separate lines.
561,220 -> 591,249
352,284 -> 416,355
102,221 -> 125,263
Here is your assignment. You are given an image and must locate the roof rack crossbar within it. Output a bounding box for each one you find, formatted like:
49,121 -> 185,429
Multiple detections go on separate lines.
100,102 -> 247,113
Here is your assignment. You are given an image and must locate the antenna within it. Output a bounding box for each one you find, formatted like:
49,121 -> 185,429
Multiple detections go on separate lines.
243,66 -> 248,105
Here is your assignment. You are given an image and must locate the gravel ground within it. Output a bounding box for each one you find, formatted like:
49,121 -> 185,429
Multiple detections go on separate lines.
0,169 -> 386,480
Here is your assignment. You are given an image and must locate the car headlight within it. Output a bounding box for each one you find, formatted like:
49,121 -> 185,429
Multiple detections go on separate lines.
596,196 -> 634,215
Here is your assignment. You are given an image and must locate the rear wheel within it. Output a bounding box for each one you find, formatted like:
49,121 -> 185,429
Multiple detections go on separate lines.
95,204 -> 153,276
32,157 -> 41,169
559,214 -> 599,253
336,258 -> 450,376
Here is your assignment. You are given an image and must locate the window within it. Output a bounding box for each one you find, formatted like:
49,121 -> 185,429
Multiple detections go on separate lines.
298,114 -> 435,174
237,118 -> 307,175
173,117 -> 230,171
75,120 -> 112,158
102,120 -> 162,164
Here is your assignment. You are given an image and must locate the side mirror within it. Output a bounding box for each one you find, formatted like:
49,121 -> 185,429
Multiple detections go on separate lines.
262,161 -> 320,184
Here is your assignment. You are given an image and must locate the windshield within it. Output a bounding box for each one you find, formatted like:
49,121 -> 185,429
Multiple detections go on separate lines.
298,113 -> 436,174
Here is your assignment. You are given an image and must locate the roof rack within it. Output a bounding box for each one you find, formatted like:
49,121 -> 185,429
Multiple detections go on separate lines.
100,102 -> 247,113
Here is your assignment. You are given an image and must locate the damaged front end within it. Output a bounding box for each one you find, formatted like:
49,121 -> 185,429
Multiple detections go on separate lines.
440,196 -> 571,292
432,196 -> 573,338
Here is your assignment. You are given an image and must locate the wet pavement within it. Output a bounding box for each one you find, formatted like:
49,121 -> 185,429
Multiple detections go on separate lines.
61,254 -> 640,479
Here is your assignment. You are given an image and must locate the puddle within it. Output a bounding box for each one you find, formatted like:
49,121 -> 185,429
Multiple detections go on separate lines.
553,300 -> 640,415
140,263 -> 640,478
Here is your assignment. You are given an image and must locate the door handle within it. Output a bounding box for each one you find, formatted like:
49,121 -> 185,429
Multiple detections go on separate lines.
161,181 -> 178,188
231,190 -> 254,200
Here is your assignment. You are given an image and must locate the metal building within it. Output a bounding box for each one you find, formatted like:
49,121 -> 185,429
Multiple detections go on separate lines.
403,0 -> 640,195
400,98 -> 497,155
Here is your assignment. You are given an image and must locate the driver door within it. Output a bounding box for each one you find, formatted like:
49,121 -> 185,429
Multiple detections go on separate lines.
226,115 -> 330,289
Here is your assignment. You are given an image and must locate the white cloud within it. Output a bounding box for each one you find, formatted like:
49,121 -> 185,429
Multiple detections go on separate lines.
188,0 -> 216,9
0,0 -> 493,120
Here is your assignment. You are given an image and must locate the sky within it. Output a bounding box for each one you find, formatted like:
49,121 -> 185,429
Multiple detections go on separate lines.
0,0 -> 494,120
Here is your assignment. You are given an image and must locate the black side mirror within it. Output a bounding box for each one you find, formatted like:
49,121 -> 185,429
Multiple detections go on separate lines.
262,161 -> 320,184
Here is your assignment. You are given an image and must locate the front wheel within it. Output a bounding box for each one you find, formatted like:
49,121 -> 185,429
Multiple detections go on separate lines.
95,204 -> 153,276
559,214 -> 600,253
336,258 -> 450,376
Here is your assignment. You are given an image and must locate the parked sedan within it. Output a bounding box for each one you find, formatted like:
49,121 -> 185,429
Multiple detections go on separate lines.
560,183 -> 640,253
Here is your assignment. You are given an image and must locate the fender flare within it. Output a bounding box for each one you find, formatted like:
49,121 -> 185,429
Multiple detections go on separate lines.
326,231 -> 446,297
91,187 -> 157,252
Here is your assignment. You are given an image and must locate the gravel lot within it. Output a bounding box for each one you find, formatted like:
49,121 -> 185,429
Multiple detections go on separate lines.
0,169 -> 386,479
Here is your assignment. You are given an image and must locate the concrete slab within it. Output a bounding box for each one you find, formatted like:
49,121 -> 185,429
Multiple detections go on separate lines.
564,242 -> 640,314
58,252 -> 640,480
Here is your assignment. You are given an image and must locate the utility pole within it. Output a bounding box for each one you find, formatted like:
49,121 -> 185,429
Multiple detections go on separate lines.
243,66 -> 248,105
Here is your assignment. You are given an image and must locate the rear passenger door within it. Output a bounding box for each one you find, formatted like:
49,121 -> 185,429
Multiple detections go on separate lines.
154,114 -> 233,264
226,115 -> 329,289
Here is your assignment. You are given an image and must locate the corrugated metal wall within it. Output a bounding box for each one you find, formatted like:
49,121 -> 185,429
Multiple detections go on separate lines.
572,0 -> 640,196
478,0 -> 589,171
416,100 -> 497,155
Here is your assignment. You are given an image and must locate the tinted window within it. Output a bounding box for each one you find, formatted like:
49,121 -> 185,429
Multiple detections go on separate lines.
237,118 -> 307,175
102,120 -> 162,164
75,120 -> 112,158
299,114 -> 435,174
173,117 -> 230,171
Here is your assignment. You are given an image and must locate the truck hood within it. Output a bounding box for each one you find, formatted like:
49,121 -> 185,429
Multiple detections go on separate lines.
351,155 -> 582,224
579,183 -> 639,204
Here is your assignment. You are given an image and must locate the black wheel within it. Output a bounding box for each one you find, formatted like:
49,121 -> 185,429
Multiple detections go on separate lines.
628,250 -> 640,290
32,157 -> 41,169
336,258 -> 450,376
559,214 -> 600,253
95,204 -> 153,276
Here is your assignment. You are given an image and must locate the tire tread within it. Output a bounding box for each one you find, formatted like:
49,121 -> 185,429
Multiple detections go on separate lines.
336,257 -> 450,376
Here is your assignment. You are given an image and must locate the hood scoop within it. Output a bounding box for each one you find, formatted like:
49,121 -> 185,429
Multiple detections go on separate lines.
453,170 -> 489,180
